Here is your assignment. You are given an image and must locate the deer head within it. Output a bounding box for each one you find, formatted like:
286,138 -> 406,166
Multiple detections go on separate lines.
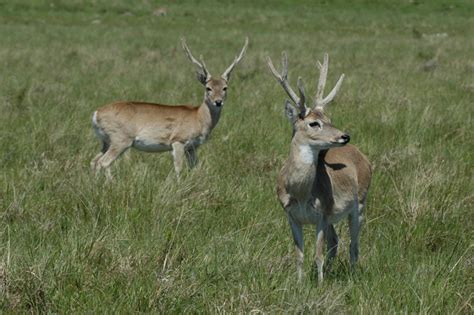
267,52 -> 349,149
182,38 -> 248,108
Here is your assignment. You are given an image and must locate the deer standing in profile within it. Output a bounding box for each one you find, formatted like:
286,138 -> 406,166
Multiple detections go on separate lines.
91,38 -> 249,179
267,52 -> 372,282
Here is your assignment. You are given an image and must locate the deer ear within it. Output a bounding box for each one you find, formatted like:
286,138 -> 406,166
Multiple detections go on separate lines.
196,71 -> 208,85
285,100 -> 298,124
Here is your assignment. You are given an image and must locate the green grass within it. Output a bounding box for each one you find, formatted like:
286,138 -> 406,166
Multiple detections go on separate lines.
0,0 -> 473,312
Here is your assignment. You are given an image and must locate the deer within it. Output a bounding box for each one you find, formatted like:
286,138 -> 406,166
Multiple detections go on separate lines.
90,38 -> 248,179
267,52 -> 372,282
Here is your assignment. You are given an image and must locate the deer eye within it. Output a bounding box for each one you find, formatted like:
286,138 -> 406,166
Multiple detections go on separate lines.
309,121 -> 321,128
223,87 -> 227,91
206,87 -> 212,92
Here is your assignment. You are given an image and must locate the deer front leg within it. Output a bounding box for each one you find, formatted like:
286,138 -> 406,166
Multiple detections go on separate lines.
358,200 -> 366,226
315,217 -> 328,283
349,208 -> 360,268
172,142 -> 185,177
287,215 -> 304,282
326,224 -> 339,269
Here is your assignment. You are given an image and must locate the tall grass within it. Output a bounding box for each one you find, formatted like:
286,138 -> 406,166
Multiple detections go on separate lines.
0,0 -> 473,312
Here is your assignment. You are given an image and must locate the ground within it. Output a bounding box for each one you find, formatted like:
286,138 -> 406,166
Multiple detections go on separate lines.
0,0 -> 473,312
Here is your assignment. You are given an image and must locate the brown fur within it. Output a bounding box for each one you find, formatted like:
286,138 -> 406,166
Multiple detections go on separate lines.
95,101 -> 211,145
277,108 -> 372,282
91,78 -> 225,179
267,52 -> 371,282
90,39 -> 248,179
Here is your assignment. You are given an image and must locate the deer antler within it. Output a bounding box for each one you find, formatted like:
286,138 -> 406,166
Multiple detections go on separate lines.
181,38 -> 211,82
313,53 -> 345,109
267,52 -> 308,115
221,37 -> 249,82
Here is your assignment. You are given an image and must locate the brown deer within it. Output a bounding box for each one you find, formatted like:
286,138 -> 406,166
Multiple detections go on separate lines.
267,52 -> 372,282
91,38 -> 249,179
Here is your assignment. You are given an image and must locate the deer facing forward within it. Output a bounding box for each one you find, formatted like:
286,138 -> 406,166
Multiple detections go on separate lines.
91,38 -> 248,179
267,52 -> 372,282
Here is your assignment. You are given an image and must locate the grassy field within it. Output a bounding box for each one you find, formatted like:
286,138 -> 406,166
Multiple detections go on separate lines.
0,0 -> 473,312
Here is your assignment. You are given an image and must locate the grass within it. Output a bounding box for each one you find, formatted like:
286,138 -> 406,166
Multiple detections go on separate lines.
0,0 -> 473,312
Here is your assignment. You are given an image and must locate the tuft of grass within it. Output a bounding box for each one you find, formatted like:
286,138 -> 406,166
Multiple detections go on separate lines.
0,0 -> 473,312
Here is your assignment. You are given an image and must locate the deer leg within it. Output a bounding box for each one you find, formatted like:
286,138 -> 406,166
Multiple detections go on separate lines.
172,142 -> 185,177
358,199 -> 366,226
326,224 -> 339,269
91,153 -> 103,171
91,141 -> 109,171
185,147 -> 198,169
95,140 -> 131,180
349,207 -> 361,268
288,215 -> 304,282
315,217 -> 328,283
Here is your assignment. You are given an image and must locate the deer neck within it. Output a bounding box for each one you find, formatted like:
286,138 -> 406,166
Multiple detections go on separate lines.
284,135 -> 320,200
198,99 -> 222,136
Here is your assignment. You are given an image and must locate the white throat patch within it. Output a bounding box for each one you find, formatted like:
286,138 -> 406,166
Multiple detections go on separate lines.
299,145 -> 315,164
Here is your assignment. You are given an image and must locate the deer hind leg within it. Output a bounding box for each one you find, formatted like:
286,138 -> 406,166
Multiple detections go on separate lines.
185,147 -> 198,169
95,139 -> 132,180
172,142 -> 185,178
91,141 -> 110,171
288,215 -> 304,282
315,217 -> 328,283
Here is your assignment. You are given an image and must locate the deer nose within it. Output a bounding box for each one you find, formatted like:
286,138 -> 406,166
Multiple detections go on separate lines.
215,100 -> 223,107
341,134 -> 350,144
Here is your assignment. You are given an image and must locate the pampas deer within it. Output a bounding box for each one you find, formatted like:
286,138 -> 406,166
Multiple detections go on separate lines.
267,52 -> 372,282
91,38 -> 248,179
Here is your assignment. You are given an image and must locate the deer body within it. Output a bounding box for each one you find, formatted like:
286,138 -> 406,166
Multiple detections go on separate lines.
279,144 -> 370,221
268,53 -> 372,282
91,39 -> 248,178
91,99 -> 219,174
94,102 -> 216,151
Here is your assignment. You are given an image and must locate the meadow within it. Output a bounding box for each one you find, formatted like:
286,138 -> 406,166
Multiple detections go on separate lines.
0,0 -> 473,312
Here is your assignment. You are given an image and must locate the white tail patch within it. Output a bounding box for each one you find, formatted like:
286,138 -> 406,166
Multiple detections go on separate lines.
92,111 -> 107,142
92,111 -> 98,126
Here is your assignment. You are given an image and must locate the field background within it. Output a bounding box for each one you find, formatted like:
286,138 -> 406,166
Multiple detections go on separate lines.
0,0 -> 473,312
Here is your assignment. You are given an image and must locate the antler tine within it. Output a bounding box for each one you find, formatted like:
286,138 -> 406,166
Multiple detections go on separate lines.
222,37 -> 249,81
319,73 -> 345,107
181,38 -> 202,68
181,38 -> 210,79
266,56 -> 282,80
313,53 -> 345,109
266,52 -> 301,106
314,53 -> 329,107
199,54 -> 209,74
297,77 -> 308,114
281,51 -> 288,79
